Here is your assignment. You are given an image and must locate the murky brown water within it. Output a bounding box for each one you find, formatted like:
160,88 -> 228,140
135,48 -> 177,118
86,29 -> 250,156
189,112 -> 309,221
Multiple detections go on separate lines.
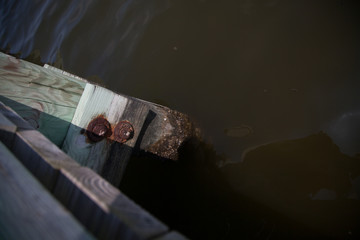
1,0 -> 360,239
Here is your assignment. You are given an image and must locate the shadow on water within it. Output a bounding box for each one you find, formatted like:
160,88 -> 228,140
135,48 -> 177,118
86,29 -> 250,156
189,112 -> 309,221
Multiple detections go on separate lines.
121,133 -> 360,239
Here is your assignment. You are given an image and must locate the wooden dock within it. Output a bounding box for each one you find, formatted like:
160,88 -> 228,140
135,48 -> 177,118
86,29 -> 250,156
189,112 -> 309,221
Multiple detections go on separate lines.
0,52 -> 192,239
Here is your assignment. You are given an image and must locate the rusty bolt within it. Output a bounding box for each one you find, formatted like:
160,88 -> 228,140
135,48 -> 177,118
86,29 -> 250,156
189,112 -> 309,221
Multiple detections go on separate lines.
86,117 -> 112,142
114,121 -> 134,143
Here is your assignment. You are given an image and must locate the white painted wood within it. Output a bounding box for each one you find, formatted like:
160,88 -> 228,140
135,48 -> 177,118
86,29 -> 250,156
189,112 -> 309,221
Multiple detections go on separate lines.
62,84 -> 128,170
62,83 -> 150,186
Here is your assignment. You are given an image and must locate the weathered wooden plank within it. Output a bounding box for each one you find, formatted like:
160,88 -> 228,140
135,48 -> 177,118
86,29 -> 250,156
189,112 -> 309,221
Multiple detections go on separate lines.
1,102 -> 172,239
101,99 -> 152,185
1,52 -> 198,161
0,101 -> 79,189
0,110 -> 16,133
0,52 -> 85,147
44,64 -> 88,83
12,129 -> 81,190
154,231 -> 189,240
0,110 -> 17,148
54,166 -> 169,240
0,141 -> 94,240
62,84 -> 150,186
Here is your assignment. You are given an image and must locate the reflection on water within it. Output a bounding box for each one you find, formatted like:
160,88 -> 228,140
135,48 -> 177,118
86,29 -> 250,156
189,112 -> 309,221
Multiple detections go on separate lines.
1,0 -> 360,239
0,0 -> 93,62
1,0 -> 171,76
326,110 -> 360,156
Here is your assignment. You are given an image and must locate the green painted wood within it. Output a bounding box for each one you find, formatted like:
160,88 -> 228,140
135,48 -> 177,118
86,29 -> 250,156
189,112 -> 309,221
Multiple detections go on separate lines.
62,83 -> 150,186
0,141 -> 94,240
44,64 -> 87,83
0,52 -> 85,147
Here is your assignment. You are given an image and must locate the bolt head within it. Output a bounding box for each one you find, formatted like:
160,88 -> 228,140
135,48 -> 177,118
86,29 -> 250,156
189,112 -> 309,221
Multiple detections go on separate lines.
86,117 -> 112,142
114,121 -> 134,143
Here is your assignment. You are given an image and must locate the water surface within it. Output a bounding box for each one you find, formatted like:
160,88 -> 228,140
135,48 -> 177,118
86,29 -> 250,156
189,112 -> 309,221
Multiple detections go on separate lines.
1,0 -> 360,239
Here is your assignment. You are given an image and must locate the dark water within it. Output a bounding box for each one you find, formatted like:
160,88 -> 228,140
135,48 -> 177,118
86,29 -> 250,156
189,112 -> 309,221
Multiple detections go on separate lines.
1,0 -> 360,239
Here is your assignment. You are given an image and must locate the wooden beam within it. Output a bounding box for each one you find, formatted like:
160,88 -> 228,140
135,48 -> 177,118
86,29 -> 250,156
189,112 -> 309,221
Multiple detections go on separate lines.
0,108 -> 17,148
0,102 -> 173,240
0,52 -> 198,164
0,101 -> 80,190
0,50 -> 200,190
154,231 -> 189,240
62,84 -> 150,186
0,141 -> 94,240
54,166 -> 169,240
0,52 -> 85,147
0,110 -> 16,133
135,102 -> 199,160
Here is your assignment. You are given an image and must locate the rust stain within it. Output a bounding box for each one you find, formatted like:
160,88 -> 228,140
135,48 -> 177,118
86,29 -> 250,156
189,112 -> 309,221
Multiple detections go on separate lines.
113,121 -> 134,143
86,115 -> 112,143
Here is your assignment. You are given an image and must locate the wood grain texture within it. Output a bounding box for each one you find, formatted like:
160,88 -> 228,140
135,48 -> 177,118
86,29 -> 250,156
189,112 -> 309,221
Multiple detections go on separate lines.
0,110 -> 17,133
1,102 -> 172,240
0,101 -> 79,189
1,52 -> 197,162
62,83 -> 150,186
0,52 -> 85,146
12,130 -> 81,190
62,84 -> 127,171
54,165 -> 168,240
0,142 -> 94,240
154,231 -> 189,240
101,99 -> 151,185
0,109 -> 17,148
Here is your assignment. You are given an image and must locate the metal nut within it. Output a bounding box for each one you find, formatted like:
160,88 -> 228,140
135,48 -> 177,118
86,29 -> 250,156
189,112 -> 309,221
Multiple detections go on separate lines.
86,117 -> 112,142
114,121 -> 134,143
